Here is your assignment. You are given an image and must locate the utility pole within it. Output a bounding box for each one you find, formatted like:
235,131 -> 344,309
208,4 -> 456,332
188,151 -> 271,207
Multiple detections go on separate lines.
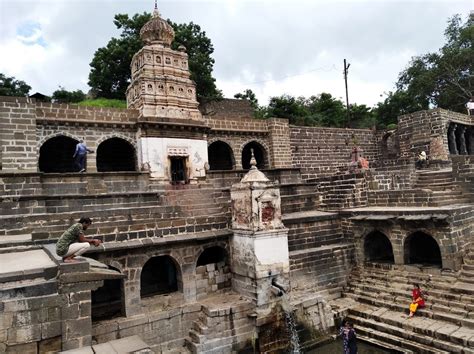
343,59 -> 350,127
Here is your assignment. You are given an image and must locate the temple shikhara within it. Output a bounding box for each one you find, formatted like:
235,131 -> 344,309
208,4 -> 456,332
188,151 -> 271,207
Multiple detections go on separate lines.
0,3 -> 473,354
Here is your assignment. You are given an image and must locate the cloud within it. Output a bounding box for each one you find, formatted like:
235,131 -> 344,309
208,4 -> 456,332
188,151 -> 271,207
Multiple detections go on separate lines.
0,0 -> 471,106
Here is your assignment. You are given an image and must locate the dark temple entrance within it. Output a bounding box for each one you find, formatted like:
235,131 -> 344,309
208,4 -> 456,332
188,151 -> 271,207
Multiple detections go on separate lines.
208,141 -> 234,170
39,136 -> 78,173
170,157 -> 187,183
197,246 -> 227,266
364,231 -> 395,263
404,232 -> 442,267
96,138 -> 136,172
140,256 -> 179,298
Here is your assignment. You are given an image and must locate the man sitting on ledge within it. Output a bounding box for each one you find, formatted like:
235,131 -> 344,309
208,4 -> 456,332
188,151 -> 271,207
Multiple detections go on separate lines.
415,151 -> 428,169
56,217 -> 102,263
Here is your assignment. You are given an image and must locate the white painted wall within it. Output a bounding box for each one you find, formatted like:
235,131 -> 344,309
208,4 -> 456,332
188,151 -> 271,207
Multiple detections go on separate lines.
139,137 -> 208,180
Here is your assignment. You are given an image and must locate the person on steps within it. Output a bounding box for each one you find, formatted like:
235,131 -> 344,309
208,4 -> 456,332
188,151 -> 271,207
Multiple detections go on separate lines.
408,283 -> 425,318
339,320 -> 358,354
73,139 -> 93,172
56,217 -> 101,263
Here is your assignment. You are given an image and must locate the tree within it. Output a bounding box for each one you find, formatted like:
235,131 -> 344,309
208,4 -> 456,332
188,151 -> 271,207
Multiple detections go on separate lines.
88,13 -> 221,101
234,89 -> 259,109
396,14 -> 473,113
170,21 -> 222,102
52,86 -> 86,103
0,73 -> 31,97
373,91 -> 427,128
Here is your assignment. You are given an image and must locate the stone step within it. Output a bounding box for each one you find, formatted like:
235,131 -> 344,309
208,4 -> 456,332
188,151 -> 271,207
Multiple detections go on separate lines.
347,313 -> 464,353
349,304 -> 474,349
344,291 -> 474,328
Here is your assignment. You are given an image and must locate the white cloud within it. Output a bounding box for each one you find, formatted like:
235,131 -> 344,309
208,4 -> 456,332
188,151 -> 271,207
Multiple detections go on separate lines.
0,0 -> 471,105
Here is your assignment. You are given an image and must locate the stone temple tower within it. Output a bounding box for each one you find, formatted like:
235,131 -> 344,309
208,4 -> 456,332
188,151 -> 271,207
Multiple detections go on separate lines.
127,2 -> 209,184
126,2 -> 202,121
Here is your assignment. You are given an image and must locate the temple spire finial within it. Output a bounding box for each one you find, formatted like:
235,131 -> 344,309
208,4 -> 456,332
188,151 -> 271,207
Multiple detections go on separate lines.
153,0 -> 160,17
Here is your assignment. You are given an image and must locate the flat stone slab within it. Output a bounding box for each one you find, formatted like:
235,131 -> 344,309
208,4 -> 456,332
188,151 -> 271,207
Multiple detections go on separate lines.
61,336 -> 150,354
0,249 -> 56,276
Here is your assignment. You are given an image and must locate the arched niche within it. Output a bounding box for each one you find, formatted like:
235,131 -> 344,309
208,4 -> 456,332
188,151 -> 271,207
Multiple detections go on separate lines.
96,137 -> 136,172
208,141 -> 234,170
91,266 -> 124,322
140,255 -> 181,298
364,231 -> 394,264
39,135 -> 78,173
404,231 -> 442,267
242,141 -> 267,170
196,246 -> 230,296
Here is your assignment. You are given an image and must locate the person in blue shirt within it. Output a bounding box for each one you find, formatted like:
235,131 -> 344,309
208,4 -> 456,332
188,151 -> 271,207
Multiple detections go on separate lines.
73,139 -> 93,172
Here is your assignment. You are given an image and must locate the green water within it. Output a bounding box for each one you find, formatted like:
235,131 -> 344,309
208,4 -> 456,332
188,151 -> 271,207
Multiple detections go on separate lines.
308,338 -> 397,353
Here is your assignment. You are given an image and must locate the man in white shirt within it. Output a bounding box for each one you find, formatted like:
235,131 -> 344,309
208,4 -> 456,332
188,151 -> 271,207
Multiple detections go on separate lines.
466,97 -> 474,116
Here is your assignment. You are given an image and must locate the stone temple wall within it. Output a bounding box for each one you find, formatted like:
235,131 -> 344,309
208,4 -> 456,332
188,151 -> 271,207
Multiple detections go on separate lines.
290,126 -> 377,180
397,108 -> 473,160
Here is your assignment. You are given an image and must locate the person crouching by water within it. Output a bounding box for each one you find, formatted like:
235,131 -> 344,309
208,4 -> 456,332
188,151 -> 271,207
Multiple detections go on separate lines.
56,217 -> 101,263
408,283 -> 425,318
339,320 -> 358,354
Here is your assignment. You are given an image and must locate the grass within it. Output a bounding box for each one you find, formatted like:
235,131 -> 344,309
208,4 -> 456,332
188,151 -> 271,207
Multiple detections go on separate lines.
77,98 -> 127,109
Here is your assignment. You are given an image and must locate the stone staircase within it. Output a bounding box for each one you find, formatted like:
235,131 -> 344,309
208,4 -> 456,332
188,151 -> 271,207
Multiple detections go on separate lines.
414,169 -> 470,206
0,185 -> 231,246
332,264 -> 474,353
455,243 -> 474,293
185,298 -> 255,353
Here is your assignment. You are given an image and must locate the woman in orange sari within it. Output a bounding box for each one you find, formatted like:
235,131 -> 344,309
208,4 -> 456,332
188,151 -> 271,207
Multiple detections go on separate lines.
408,284 -> 425,318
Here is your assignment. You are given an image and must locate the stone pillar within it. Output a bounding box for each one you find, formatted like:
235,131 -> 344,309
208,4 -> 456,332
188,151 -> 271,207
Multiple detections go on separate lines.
0,97 -> 38,171
230,154 -> 290,309
457,125 -> 467,155
267,118 -> 292,168
86,153 -> 97,172
448,123 -> 458,155
58,263 -> 102,351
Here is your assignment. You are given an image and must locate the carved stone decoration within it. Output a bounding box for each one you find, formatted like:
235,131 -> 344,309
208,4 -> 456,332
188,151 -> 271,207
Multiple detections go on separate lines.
126,4 -> 203,121
139,8 -> 175,46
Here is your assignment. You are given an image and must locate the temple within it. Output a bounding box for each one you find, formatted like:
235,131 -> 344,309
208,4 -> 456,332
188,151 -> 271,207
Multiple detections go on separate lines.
0,3 -> 473,353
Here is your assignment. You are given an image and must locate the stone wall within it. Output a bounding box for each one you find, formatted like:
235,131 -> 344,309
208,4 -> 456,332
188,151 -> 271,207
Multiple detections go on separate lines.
290,126 -> 377,180
397,108 -> 472,160
347,206 -> 473,271
37,123 -> 137,173
200,98 -> 254,119
207,131 -> 271,170
284,213 -> 354,291
195,261 -> 232,299
0,97 -> 37,171
267,118 -> 293,169
35,102 -> 138,124
452,155 -> 474,199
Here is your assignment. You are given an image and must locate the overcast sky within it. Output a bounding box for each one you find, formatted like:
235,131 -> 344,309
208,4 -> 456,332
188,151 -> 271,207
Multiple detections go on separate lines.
0,0 -> 471,107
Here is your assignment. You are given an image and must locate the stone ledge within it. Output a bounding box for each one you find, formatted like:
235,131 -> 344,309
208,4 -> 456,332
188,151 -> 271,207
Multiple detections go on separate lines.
86,229 -> 232,253
282,210 -> 338,224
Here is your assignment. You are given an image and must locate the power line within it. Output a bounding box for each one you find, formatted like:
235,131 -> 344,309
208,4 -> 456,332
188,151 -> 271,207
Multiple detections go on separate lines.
240,65 -> 338,86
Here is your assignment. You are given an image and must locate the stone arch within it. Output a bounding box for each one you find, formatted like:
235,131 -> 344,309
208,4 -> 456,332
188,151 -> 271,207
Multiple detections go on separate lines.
38,134 -> 80,173
381,131 -> 397,158
208,140 -> 235,170
241,139 -> 270,170
196,245 -> 229,267
91,265 -> 125,322
140,254 -> 182,298
404,231 -> 442,267
364,230 -> 394,263
195,244 -> 231,296
96,137 -> 137,172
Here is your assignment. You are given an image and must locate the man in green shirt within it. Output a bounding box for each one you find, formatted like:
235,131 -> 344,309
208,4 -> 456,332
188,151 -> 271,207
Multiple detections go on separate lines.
56,217 -> 102,262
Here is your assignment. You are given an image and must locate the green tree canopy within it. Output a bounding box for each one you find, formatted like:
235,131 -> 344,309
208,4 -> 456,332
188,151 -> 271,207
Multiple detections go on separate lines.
0,73 -> 31,97
52,86 -> 86,103
88,12 -> 221,102
396,14 -> 473,113
234,89 -> 259,109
